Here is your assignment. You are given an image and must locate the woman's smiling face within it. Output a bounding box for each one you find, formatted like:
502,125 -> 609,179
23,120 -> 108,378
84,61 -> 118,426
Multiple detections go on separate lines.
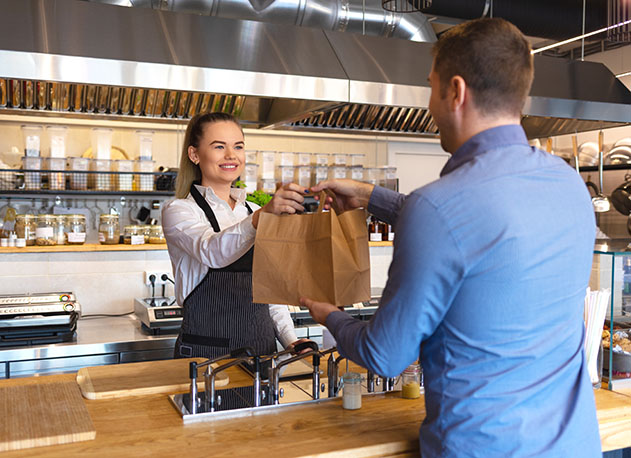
188,120 -> 245,189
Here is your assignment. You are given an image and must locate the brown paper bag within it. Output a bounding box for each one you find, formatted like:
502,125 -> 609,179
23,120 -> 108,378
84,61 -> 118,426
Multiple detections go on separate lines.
252,192 -> 371,306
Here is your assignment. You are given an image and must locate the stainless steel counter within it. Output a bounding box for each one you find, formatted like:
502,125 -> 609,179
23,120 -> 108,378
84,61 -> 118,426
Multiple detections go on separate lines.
0,315 -> 176,378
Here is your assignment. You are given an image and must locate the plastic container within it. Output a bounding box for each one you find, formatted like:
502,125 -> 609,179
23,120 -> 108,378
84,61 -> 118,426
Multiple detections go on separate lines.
21,125 -> 43,157
314,166 -> 328,185
258,151 -> 276,179
365,167 -> 381,186
332,153 -> 347,166
330,165 -> 347,180
54,215 -> 66,245
91,128 -> 113,160
46,157 -> 66,191
114,159 -> 134,191
244,163 -> 259,194
65,214 -> 86,245
341,372 -> 362,410
46,126 -> 68,158
277,165 -> 295,185
349,165 -> 364,181
296,152 -> 312,166
68,157 -> 89,191
22,156 -> 42,190
401,363 -> 421,399
123,225 -> 145,245
260,178 -> 276,194
90,158 -> 112,191
245,150 -> 257,164
383,166 -> 397,191
279,152 -> 295,166
15,214 -> 36,246
314,153 -> 329,166
35,214 -> 57,246
149,225 -> 166,244
98,214 -> 120,245
136,130 -> 154,160
135,160 -> 155,191
296,165 -> 312,188
349,153 -> 365,167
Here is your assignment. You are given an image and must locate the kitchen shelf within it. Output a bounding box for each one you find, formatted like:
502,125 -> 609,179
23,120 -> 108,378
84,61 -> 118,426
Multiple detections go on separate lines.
0,243 -> 167,253
368,241 -> 392,247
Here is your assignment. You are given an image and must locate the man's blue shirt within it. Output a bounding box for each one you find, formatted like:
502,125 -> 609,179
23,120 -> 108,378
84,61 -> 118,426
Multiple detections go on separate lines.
327,125 -> 601,457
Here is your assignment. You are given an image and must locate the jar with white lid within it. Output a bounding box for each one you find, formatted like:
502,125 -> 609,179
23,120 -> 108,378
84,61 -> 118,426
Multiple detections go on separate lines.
123,225 -> 145,245
35,214 -> 57,246
15,214 -> 37,246
98,214 -> 120,245
65,214 -> 86,245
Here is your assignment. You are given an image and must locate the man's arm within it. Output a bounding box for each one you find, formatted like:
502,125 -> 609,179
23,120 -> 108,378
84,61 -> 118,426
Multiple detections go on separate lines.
304,192 -> 466,377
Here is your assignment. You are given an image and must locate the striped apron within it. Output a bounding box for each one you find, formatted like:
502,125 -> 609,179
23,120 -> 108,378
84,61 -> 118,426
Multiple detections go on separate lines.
174,184 -> 277,359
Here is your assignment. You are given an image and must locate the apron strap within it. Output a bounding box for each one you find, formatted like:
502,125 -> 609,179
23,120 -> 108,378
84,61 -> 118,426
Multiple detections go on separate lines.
190,182 -> 220,232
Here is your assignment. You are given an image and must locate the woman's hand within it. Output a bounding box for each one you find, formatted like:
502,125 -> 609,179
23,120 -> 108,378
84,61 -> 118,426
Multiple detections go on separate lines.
287,338 -> 315,355
311,179 -> 374,212
251,183 -> 308,228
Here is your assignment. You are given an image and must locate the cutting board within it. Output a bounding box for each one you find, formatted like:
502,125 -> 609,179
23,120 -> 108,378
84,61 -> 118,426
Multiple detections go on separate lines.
0,381 -> 96,452
77,358 -> 229,400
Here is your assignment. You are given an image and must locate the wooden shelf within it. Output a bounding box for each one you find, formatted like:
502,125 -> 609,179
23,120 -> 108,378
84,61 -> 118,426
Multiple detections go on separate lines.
0,243 -> 168,253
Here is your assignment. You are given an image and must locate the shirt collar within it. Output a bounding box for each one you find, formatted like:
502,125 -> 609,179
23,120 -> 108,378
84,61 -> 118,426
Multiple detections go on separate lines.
192,184 -> 248,205
440,124 -> 530,177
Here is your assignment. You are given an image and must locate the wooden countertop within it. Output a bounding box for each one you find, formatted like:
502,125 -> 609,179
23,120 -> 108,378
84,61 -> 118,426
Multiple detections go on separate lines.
1,363 -> 631,457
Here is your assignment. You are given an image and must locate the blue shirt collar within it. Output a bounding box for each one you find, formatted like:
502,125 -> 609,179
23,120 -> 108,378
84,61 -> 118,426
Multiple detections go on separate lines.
440,124 -> 530,177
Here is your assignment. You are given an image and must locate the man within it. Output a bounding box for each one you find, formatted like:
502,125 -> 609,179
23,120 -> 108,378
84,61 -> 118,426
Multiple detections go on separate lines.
302,18 -> 601,457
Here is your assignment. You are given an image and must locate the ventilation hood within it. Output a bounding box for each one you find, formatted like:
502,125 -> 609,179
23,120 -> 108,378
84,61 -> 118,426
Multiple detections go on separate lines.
0,0 -> 630,139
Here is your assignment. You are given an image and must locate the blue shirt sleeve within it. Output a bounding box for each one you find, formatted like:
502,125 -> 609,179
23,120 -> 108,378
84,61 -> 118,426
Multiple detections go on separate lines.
326,191 -> 466,377
367,186 -> 406,227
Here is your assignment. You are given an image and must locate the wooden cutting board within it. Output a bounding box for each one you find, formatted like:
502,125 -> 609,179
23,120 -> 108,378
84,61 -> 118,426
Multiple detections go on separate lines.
0,381 -> 96,452
77,358 -> 229,400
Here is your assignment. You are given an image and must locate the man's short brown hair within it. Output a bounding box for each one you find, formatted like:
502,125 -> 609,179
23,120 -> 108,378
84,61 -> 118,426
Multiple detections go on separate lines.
432,18 -> 534,117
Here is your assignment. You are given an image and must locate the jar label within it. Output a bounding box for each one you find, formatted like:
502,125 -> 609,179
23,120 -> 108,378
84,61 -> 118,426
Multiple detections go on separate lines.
35,227 -> 54,238
130,235 -> 144,245
369,233 -> 382,242
67,232 -> 86,243
99,232 -> 105,242
388,232 -> 394,241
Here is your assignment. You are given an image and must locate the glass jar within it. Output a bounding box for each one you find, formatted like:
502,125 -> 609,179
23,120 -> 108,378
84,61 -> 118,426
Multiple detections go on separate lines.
35,214 -> 57,246
65,214 -> 86,245
140,225 -> 151,243
149,225 -> 165,244
123,225 -> 145,245
54,215 -> 66,245
98,214 -> 120,245
15,214 -> 37,246
341,372 -> 362,410
401,363 -> 421,399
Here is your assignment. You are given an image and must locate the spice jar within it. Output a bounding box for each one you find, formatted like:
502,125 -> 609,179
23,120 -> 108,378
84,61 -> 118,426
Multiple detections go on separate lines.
139,225 -> 151,244
341,372 -> 362,410
15,214 -> 37,246
123,225 -> 145,245
98,214 -> 120,245
65,214 -> 86,245
54,215 -> 66,245
401,363 -> 421,399
35,214 -> 57,246
149,225 -> 165,244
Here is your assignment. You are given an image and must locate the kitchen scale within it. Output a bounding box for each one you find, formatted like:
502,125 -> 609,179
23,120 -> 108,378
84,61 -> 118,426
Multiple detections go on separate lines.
133,296 -> 182,335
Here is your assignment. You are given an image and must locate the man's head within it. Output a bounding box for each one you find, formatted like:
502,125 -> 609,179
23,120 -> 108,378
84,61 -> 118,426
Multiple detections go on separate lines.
428,18 -> 534,152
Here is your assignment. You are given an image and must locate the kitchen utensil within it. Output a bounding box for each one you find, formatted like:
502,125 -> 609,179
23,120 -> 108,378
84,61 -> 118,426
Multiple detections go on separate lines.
546,137 -> 553,154
605,145 -> 631,165
578,141 -> 599,166
0,381 -> 95,452
614,137 -> 631,148
76,358 -> 228,400
572,135 -> 580,174
592,131 -> 611,213
611,173 -> 631,216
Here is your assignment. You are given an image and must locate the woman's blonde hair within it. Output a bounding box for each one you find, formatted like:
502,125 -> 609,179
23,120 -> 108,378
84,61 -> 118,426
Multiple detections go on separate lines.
175,112 -> 243,199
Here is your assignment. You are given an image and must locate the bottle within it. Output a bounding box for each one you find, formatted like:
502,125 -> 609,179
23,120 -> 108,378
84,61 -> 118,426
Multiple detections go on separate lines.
341,372 -> 362,410
380,220 -> 389,241
387,223 -> 394,242
368,217 -> 381,242
401,363 -> 422,399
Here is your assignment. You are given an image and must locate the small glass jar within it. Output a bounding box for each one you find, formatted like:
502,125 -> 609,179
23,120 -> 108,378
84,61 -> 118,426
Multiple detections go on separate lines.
401,363 -> 422,399
15,214 -> 37,246
35,214 -> 57,246
342,372 -> 362,410
123,225 -> 145,245
65,214 -> 86,245
149,225 -> 165,244
140,225 -> 151,243
54,215 -> 66,245
98,214 -> 120,245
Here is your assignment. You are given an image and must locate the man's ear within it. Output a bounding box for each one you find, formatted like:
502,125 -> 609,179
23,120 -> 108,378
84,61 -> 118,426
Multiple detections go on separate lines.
188,145 -> 199,165
449,75 -> 467,111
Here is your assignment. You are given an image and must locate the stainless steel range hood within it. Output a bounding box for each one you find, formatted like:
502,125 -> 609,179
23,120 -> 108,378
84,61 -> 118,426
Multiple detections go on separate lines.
0,0 -> 630,139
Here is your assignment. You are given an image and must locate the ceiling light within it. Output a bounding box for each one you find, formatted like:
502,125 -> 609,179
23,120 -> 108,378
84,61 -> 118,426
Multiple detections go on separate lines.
616,71 -> 631,78
531,18 -> 631,54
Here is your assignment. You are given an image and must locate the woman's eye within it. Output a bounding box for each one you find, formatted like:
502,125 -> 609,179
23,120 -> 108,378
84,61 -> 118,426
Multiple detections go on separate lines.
235,145 -> 244,151
214,144 -> 224,150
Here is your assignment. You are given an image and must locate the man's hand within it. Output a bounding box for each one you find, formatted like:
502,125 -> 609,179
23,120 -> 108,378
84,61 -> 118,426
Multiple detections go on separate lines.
252,183 -> 308,228
311,179 -> 374,212
300,297 -> 341,326
287,338 -> 313,355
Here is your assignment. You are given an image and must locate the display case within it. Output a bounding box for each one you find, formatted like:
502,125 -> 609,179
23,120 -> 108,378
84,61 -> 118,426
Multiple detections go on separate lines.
593,240 -> 631,389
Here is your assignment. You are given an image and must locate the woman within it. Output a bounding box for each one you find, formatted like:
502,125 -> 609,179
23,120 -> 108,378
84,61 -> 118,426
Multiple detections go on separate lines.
162,112 -> 307,359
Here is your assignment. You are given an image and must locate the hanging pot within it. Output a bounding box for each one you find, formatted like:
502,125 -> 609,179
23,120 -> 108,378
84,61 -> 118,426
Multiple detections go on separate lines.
611,173 -> 631,216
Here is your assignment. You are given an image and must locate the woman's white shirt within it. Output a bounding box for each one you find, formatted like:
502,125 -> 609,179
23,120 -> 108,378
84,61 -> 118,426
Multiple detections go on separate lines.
161,184 -> 297,348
